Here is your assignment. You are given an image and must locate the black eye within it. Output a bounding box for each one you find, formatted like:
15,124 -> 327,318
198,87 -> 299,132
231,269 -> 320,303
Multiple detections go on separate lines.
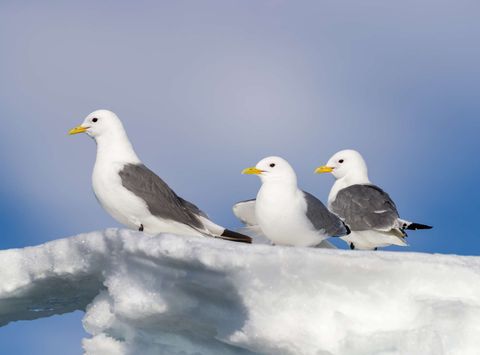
269,163 -> 275,168
339,159 -> 344,163
92,118 -> 98,123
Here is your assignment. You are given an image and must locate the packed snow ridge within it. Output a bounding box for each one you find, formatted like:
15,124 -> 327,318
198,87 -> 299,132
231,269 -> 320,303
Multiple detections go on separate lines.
0,230 -> 479,355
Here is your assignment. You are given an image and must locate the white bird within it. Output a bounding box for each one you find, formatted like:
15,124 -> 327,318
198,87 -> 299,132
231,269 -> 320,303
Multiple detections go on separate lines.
232,199 -> 337,248
315,149 -> 432,250
68,109 -> 251,243
240,156 -> 349,247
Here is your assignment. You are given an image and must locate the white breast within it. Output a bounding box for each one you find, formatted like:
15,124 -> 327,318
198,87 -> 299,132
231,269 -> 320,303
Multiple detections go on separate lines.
255,184 -> 328,247
92,161 -> 149,230
328,180 -> 347,207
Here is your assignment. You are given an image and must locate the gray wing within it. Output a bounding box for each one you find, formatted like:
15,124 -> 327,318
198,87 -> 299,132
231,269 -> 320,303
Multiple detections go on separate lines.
119,164 -> 203,229
303,191 -> 349,237
179,197 -> 209,219
330,184 -> 399,231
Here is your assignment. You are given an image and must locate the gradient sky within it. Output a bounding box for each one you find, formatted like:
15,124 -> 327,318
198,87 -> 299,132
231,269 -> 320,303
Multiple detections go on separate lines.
1,1 -> 479,353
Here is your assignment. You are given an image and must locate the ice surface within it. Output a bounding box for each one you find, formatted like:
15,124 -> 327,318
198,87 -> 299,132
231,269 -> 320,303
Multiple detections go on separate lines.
1,229 -> 479,354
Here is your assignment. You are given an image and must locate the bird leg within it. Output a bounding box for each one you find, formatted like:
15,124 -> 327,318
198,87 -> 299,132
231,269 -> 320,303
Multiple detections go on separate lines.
139,224 -> 144,232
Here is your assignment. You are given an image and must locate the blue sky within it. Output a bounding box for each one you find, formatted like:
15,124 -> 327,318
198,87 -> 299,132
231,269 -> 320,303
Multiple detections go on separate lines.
0,0 -> 479,353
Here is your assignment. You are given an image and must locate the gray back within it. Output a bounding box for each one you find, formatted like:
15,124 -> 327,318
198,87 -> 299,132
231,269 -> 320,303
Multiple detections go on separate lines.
330,184 -> 399,231
119,163 -> 204,229
303,191 -> 349,237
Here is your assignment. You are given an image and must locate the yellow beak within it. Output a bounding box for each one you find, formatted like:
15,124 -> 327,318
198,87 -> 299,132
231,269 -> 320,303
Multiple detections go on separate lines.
242,167 -> 264,175
68,125 -> 88,135
314,166 -> 334,174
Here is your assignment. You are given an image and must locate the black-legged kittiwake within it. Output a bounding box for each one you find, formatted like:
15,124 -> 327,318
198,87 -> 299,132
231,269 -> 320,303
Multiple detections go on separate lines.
315,149 -> 432,250
69,109 -> 251,243
239,156 -> 349,247
232,198 -> 337,248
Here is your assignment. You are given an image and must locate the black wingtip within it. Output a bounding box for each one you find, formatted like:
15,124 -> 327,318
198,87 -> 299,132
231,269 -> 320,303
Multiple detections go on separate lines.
406,223 -> 433,230
344,223 -> 351,235
220,229 -> 252,244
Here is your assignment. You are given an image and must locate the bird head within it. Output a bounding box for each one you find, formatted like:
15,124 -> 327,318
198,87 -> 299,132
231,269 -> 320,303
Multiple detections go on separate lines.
68,109 -> 125,139
315,149 -> 368,180
242,156 -> 297,185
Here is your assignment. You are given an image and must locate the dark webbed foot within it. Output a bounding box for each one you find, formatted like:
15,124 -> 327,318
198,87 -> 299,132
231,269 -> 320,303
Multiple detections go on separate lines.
374,247 -> 378,251
350,242 -> 355,250
139,224 -> 144,232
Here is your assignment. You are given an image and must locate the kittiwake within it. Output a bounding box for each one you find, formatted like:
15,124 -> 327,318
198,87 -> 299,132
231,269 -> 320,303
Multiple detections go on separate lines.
68,109 -> 251,243
240,156 -> 349,247
232,199 -> 337,248
315,149 -> 432,250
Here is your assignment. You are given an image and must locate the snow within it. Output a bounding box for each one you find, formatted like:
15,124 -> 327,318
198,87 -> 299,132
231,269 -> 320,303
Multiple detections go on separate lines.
1,229 -> 479,355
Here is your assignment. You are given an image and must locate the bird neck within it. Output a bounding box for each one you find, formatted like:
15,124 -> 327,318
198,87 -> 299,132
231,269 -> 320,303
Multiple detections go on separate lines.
260,180 -> 299,198
94,130 -> 141,165
341,172 -> 371,186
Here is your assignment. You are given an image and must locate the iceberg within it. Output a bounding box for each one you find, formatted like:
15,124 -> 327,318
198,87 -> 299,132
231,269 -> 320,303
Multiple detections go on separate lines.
0,229 -> 479,354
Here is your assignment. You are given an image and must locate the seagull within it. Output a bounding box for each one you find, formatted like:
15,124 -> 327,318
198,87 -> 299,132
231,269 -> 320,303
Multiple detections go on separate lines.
68,109 -> 251,243
240,156 -> 349,247
315,149 -> 432,250
232,199 -> 337,248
